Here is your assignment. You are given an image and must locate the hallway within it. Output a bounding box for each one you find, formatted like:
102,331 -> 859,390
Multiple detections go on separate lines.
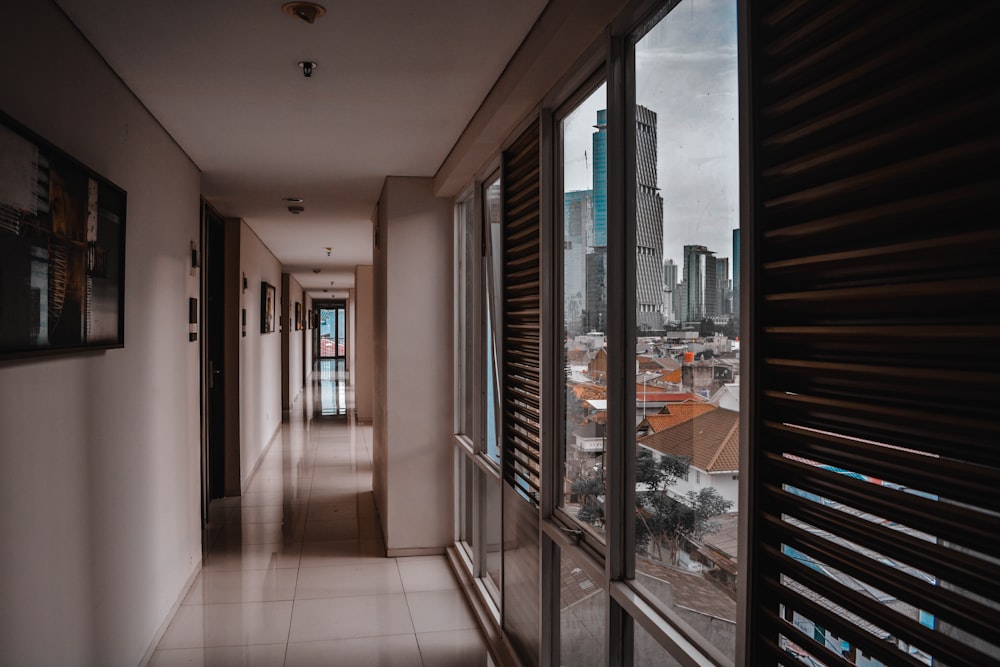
148,363 -> 492,666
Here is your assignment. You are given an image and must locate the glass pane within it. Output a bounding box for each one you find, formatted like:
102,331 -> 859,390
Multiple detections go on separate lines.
458,452 -> 474,548
457,197 -> 476,436
631,0 -> 740,661
486,307 -> 499,463
560,83 -> 609,538
559,548 -> 607,666
634,616 -> 685,666
483,176 -> 502,464
485,470 -> 502,600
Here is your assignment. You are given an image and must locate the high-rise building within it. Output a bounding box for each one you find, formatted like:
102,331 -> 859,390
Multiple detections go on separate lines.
682,244 -> 718,322
564,190 -> 592,334
635,105 -> 664,331
663,259 -> 677,323
584,248 -> 607,333
592,110 -> 607,247
732,228 -> 740,316
586,106 -> 663,332
716,257 -> 731,316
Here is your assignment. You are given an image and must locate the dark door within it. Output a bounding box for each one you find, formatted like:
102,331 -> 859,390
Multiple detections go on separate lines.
204,204 -> 226,502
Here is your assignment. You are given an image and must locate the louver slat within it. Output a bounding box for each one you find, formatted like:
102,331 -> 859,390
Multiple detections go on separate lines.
501,120 -> 542,506
749,1 -> 1000,665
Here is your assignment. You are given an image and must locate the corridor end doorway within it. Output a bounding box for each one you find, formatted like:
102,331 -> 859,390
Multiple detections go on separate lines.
317,304 -> 346,360
315,302 -> 348,417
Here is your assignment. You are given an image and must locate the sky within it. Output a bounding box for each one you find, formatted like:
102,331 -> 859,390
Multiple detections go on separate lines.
563,0 -> 739,270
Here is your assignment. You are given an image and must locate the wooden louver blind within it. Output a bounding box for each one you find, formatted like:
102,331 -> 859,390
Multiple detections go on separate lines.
501,119 -> 542,505
749,2 -> 1000,666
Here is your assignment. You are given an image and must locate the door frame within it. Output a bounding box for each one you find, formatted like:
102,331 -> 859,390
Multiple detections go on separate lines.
199,200 -> 242,528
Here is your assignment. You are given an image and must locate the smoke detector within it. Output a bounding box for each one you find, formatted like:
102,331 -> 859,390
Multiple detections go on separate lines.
282,2 -> 326,24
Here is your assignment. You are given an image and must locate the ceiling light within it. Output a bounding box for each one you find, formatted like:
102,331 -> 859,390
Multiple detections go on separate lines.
283,197 -> 303,203
282,2 -> 326,24
288,205 -> 304,214
312,268 -> 321,273
325,247 -> 332,256
298,61 -> 317,78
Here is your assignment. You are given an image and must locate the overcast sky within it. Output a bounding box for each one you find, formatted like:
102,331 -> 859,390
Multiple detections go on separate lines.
564,0 -> 738,270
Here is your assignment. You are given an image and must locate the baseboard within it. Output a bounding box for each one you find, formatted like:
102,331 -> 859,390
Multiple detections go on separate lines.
137,561 -> 201,667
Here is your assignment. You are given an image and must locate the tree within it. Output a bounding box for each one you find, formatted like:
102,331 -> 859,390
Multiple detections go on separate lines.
571,471 -> 605,527
569,449 -> 733,566
639,486 -> 732,565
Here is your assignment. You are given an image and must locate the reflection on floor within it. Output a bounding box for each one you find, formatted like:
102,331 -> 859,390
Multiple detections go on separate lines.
318,358 -> 348,417
148,363 -> 493,667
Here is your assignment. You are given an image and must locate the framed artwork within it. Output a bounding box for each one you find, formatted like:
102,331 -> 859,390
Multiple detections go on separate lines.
0,110 -> 127,359
295,301 -> 303,330
260,282 -> 275,333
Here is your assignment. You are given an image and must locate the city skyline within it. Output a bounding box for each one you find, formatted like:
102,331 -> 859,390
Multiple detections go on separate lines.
563,0 -> 738,271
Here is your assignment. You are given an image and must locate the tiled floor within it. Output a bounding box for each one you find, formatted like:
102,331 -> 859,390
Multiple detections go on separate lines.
149,360 -> 492,667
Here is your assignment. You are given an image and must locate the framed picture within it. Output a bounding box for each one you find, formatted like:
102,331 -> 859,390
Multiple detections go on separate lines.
0,110 -> 127,359
295,301 -> 303,330
260,282 -> 275,333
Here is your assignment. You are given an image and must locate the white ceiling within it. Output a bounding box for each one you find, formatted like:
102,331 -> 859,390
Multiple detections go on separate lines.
53,0 -> 548,295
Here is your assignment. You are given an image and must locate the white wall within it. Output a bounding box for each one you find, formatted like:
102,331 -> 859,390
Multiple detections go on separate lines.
354,266 -> 375,423
287,275 -> 305,407
239,224 -> 283,484
373,177 -> 454,555
304,293 -> 313,380
0,3 -> 202,664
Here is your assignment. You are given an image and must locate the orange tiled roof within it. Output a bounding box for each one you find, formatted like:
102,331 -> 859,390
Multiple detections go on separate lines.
638,408 -> 739,473
638,402 -> 716,434
635,389 -> 703,402
658,368 -> 682,384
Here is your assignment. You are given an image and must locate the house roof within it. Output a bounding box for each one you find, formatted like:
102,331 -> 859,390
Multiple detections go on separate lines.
635,389 -> 702,403
571,384 -> 607,402
638,408 -> 740,473
657,368 -> 682,384
637,402 -> 716,434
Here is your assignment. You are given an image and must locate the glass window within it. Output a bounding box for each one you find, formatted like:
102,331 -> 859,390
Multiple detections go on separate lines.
483,176 -> 502,464
456,196 -> 476,436
559,548 -> 607,666
559,83 -> 609,539
630,0 -> 740,661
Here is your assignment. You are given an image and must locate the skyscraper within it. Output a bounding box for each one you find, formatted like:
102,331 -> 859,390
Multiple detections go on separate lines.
635,105 -> 664,331
716,257 -> 731,316
682,244 -> 717,322
663,259 -> 677,323
732,228 -> 740,317
564,190 -> 592,334
586,105 -> 663,332
592,110 -> 607,247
